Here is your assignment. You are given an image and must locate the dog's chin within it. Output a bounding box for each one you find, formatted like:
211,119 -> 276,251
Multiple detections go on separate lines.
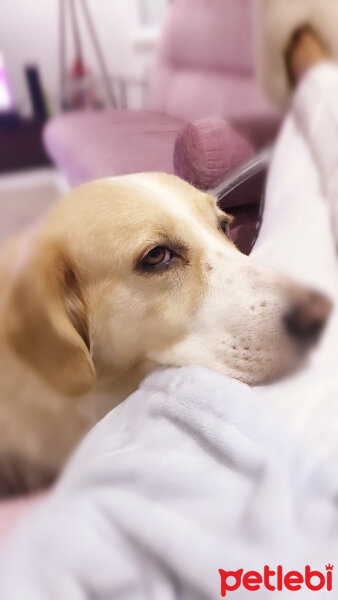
228,350 -> 310,387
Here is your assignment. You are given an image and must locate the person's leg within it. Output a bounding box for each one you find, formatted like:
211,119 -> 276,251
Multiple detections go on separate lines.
254,27 -> 338,291
252,40 -> 338,456
293,61 -> 338,246
253,105 -> 337,296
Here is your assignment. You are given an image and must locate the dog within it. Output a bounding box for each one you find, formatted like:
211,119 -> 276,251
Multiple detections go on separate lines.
0,172 -> 331,495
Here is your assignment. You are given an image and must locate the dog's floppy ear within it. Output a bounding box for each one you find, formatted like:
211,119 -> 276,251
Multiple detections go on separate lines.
5,242 -> 96,397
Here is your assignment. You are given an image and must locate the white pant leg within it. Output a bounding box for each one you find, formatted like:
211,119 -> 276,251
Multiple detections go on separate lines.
252,65 -> 338,458
253,117 -> 336,293
293,61 -> 338,248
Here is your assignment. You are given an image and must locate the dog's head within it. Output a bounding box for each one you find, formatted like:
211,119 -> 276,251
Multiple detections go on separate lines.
4,173 -> 332,396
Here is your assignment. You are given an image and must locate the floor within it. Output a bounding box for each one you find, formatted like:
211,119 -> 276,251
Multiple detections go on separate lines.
0,168 -> 69,245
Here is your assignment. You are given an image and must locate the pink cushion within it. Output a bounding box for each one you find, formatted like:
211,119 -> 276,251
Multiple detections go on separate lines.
44,110 -> 184,186
174,117 -> 254,190
148,69 -> 279,124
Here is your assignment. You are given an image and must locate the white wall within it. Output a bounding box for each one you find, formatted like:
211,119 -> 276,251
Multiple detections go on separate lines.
0,0 -> 167,115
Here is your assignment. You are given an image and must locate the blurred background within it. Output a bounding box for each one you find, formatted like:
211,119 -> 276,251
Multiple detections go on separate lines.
0,0 -> 281,253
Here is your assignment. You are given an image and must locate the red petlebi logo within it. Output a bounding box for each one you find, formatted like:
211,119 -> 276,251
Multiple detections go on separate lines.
219,564 -> 334,596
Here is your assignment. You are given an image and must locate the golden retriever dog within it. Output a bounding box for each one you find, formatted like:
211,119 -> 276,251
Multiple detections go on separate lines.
0,173 -> 331,495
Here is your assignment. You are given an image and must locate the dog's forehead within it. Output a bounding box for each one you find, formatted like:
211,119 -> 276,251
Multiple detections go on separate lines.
106,173 -> 218,227
62,174 -> 217,233
50,174 -> 221,269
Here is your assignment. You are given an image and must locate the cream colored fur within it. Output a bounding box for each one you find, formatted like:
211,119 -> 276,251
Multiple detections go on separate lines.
0,173 -> 313,494
256,0 -> 338,106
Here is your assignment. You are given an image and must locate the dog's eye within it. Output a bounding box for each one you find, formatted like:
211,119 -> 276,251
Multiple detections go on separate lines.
219,219 -> 230,236
141,246 -> 173,269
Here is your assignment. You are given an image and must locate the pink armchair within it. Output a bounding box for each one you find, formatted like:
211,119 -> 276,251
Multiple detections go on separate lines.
44,0 -> 279,188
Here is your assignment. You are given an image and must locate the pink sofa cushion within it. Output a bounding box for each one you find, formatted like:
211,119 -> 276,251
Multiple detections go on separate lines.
148,67 -> 279,124
174,117 -> 254,190
44,110 -> 184,187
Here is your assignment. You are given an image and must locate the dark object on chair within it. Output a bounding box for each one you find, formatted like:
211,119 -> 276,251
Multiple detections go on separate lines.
0,119 -> 51,173
210,149 -> 271,255
25,66 -> 49,122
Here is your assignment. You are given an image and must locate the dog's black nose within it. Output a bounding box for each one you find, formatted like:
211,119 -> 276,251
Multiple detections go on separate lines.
284,290 -> 332,345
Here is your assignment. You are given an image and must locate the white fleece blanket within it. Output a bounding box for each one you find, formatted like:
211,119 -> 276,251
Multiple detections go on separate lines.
0,365 -> 337,599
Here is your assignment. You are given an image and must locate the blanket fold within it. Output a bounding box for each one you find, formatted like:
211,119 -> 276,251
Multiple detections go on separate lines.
0,366 -> 337,599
